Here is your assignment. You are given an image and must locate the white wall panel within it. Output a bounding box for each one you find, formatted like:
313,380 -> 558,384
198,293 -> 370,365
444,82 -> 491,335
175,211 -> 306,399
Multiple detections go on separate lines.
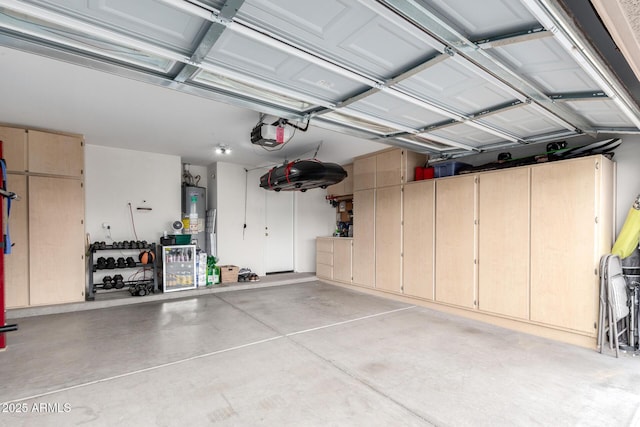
214,162 -> 332,275
614,135 -> 640,235
294,189 -> 336,273
85,144 -> 181,244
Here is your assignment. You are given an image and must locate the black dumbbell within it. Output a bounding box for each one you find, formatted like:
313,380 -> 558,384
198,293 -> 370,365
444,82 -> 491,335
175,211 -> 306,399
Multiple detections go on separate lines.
103,275 -> 113,290
113,274 -> 125,289
117,257 -> 126,268
126,256 -> 136,267
106,257 -> 116,269
96,257 -> 107,269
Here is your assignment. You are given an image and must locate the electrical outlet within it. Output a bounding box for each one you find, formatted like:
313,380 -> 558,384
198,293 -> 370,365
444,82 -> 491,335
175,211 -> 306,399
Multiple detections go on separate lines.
102,222 -> 110,230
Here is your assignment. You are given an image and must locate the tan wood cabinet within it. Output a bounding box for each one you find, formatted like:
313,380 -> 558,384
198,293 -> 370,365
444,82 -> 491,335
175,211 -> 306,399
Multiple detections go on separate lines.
27,130 -> 84,177
326,164 -> 354,196
435,175 -> 477,309
352,189 -> 375,287
376,149 -> 403,188
478,168 -> 530,319
333,239 -> 352,283
342,164 -> 354,195
0,126 -> 27,172
376,149 -> 425,188
375,185 -> 402,292
316,238 -> 352,282
1,125 -> 85,308
316,238 -> 333,280
530,156 -> 612,334
4,174 -> 28,307
29,176 -> 85,305
353,156 -> 377,191
318,154 -> 614,348
354,148 -> 426,191
403,180 -> 435,300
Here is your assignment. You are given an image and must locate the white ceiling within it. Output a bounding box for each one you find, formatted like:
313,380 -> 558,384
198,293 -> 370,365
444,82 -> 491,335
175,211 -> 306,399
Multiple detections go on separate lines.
0,0 -> 639,167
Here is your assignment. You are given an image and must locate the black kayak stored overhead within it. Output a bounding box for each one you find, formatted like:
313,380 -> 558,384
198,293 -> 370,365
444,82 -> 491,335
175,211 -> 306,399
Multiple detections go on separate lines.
260,160 -> 347,192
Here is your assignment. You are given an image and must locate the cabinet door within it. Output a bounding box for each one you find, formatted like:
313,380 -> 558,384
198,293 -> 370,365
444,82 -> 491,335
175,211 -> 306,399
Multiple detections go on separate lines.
0,126 -> 27,172
4,174 -> 29,307
530,158 -> 599,333
342,164 -> 354,195
27,130 -> 84,177
333,239 -> 352,283
375,186 -> 402,292
435,175 -> 477,308
29,176 -> 85,305
316,239 -> 333,280
353,189 -> 375,287
353,156 -> 376,191
403,180 -> 435,299
325,178 -> 344,197
326,164 -> 354,197
478,168 -> 529,319
376,149 -> 402,188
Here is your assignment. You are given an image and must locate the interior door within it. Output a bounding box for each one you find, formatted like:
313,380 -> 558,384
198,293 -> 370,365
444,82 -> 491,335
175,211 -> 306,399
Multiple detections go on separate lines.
265,190 -> 294,273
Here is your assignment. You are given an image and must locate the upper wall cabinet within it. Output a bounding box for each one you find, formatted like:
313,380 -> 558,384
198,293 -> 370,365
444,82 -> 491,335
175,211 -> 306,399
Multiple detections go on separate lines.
354,148 -> 427,191
354,155 -> 377,191
375,149 -> 403,188
0,126 -> 27,172
326,163 -> 354,197
27,130 -> 84,177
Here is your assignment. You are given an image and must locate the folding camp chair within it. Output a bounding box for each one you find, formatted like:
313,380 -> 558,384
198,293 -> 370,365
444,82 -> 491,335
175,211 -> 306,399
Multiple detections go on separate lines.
598,254 -> 630,357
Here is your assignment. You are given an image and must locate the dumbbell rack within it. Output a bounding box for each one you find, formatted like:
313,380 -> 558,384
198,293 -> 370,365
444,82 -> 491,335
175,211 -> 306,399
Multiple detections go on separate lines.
86,242 -> 158,301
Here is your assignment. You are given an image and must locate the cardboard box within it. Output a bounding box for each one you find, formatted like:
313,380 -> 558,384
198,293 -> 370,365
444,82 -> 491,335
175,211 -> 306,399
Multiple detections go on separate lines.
219,265 -> 239,283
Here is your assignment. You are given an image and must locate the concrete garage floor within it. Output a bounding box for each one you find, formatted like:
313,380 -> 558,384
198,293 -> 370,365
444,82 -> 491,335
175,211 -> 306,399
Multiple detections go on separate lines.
1,281 -> 640,426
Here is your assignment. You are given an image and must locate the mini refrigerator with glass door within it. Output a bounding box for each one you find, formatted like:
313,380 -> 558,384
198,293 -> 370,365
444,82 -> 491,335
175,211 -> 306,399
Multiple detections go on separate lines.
162,245 -> 197,292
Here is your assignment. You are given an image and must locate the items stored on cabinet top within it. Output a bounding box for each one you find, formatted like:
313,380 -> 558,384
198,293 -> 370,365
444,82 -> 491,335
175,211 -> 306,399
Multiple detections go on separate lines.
428,138 -> 621,177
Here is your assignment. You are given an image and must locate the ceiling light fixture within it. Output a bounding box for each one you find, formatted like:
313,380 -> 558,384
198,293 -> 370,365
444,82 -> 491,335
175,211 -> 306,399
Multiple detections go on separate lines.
215,144 -> 231,155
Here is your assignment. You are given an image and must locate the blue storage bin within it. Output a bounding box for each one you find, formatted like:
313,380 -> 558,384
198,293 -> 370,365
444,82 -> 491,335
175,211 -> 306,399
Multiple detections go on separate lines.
433,161 -> 471,178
